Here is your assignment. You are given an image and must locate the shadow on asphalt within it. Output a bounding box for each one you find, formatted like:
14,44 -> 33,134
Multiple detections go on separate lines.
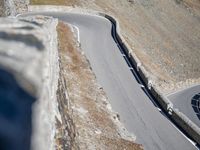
191,94 -> 200,120
110,22 -> 200,148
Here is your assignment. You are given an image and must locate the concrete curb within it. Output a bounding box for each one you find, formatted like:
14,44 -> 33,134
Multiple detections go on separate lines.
27,5 -> 200,145
100,13 -> 200,145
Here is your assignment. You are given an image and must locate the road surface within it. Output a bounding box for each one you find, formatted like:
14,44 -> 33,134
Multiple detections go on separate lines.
168,85 -> 200,128
20,12 -> 197,150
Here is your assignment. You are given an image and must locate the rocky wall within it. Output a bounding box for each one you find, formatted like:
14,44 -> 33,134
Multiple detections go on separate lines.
0,16 -> 60,150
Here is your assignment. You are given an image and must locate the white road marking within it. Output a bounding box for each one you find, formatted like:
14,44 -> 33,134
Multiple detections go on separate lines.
73,25 -> 80,43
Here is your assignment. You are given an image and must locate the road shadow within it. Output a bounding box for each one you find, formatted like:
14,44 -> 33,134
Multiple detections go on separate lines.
0,68 -> 36,150
191,94 -> 200,120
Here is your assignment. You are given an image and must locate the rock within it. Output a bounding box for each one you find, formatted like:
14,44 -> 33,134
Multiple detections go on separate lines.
1,0 -> 29,16
0,1 -> 5,16
0,16 -> 60,150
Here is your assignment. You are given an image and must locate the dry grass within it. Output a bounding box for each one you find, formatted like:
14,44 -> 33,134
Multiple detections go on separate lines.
30,0 -> 78,5
31,0 -> 65,5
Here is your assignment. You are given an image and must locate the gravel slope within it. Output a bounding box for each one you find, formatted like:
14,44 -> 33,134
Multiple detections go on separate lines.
31,0 -> 200,94
56,22 -> 143,150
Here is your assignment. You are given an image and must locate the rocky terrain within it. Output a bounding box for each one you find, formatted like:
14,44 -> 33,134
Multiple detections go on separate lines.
31,0 -> 200,95
56,22 -> 142,150
0,1 -> 5,16
0,15 -> 60,150
1,0 -> 200,149
0,2 -> 143,150
0,0 -> 29,16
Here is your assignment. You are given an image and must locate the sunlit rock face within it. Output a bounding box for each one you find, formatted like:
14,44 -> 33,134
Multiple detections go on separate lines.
0,17 -> 60,150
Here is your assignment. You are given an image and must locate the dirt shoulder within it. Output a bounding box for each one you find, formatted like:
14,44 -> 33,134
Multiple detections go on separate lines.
56,22 -> 143,150
31,0 -> 200,95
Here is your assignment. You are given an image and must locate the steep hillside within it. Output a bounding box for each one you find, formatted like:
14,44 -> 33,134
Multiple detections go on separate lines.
31,0 -> 200,94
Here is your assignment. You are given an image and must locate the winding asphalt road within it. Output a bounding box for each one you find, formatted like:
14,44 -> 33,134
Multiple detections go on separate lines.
168,85 -> 200,128
20,12 -> 197,149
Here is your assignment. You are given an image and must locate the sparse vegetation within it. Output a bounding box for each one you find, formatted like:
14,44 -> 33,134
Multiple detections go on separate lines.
31,0 -> 66,5
30,0 -> 78,5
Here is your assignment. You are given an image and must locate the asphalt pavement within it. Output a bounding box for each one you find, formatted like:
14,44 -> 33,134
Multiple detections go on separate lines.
20,12 -> 197,150
168,85 -> 200,128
